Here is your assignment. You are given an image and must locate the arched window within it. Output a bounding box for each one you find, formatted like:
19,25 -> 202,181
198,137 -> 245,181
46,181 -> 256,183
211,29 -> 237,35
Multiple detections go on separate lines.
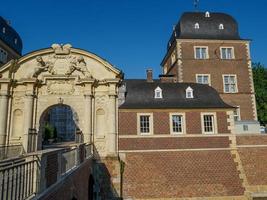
14,38 -> 17,44
219,24 -> 224,30
194,23 -> 200,29
186,86 -> 194,98
154,86 -> 162,99
205,11 -> 210,18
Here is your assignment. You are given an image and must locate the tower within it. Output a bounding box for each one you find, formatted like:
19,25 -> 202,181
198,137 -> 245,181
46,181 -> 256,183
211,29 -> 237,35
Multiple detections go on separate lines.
161,11 -> 259,133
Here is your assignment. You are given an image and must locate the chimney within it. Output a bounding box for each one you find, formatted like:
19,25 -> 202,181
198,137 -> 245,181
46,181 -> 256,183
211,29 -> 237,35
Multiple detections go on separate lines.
146,69 -> 153,82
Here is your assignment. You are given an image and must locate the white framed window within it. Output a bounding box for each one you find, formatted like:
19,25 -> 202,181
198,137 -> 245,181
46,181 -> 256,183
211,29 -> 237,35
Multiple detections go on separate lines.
220,47 -> 235,59
194,46 -> 208,59
205,11 -> 210,18
219,24 -> 224,30
233,106 -> 241,121
154,86 -> 162,99
137,113 -> 153,135
169,113 -> 185,134
223,74 -> 238,93
196,74 -> 210,85
194,23 -> 200,29
186,86 -> 193,98
201,112 -> 217,134
0,48 -> 8,63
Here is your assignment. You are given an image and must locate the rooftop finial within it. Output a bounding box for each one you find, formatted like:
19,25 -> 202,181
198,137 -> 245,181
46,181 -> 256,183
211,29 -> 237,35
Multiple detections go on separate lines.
194,0 -> 200,12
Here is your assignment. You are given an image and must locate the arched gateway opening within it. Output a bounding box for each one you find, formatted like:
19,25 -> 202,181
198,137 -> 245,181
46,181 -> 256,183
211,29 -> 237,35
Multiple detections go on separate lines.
39,104 -> 79,147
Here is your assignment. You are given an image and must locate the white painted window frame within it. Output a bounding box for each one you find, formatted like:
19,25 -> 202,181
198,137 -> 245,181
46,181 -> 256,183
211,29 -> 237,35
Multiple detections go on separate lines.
196,74 -> 211,86
137,113 -> 153,135
186,86 -> 194,98
201,112 -> 218,134
194,46 -> 209,59
169,113 -> 186,134
233,106 -> 241,121
220,47 -> 235,59
154,86 -> 163,99
222,74 -> 238,93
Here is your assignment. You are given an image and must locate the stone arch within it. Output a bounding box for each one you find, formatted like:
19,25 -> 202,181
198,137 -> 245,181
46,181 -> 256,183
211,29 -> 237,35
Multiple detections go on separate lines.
38,104 -> 78,148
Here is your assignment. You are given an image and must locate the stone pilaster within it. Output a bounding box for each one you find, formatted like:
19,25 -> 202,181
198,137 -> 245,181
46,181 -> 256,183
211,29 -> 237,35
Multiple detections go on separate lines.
84,94 -> 92,143
0,91 -> 9,146
107,94 -> 117,156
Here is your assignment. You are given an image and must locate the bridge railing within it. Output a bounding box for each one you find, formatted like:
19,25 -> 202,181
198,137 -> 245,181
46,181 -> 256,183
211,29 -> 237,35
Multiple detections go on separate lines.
0,155 -> 37,200
0,143 -> 92,200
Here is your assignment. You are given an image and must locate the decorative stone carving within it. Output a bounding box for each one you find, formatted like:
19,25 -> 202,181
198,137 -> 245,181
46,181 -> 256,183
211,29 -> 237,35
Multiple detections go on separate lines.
65,56 -> 91,78
95,95 -> 108,108
51,43 -> 72,55
33,56 -> 55,78
47,80 -> 75,94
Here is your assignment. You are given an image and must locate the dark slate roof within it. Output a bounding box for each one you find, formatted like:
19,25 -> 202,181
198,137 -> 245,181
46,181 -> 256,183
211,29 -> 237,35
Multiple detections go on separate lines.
168,12 -> 241,49
119,79 -> 234,109
0,16 -> 22,54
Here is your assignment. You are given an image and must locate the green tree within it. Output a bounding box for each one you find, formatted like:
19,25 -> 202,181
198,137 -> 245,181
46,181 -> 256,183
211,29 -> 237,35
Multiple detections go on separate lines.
252,63 -> 267,125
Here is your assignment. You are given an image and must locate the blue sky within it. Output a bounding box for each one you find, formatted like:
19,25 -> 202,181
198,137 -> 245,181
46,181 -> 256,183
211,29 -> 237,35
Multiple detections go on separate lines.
1,0 -> 267,78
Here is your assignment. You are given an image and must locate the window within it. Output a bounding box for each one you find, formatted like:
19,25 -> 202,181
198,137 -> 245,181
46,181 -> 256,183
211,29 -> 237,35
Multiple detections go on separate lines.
186,86 -> 193,98
201,113 -> 217,134
0,48 -> 7,63
205,11 -> 210,18
196,74 -> 210,85
219,24 -> 224,30
233,107 -> 240,121
170,113 -> 185,134
223,75 -> 238,93
138,113 -> 153,135
14,38 -> 17,44
194,23 -> 199,29
194,47 -> 208,59
2,27 -> 5,34
154,86 -> 162,99
243,125 -> 248,131
220,47 -> 234,59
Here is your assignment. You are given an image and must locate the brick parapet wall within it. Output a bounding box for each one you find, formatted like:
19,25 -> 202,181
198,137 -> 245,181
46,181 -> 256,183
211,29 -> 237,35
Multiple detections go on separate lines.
119,136 -> 230,151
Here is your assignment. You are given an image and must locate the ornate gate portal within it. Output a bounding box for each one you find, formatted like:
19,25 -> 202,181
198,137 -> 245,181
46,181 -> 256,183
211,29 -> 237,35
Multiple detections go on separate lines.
0,44 -> 122,157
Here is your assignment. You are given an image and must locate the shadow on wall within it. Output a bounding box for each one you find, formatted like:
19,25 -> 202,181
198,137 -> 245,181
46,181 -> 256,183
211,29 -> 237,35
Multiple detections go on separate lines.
93,145 -> 122,200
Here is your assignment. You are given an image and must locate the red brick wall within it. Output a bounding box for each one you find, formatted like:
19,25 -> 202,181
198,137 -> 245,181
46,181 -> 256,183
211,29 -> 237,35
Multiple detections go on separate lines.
41,159 -> 93,200
153,112 -> 169,134
237,135 -> 267,145
119,136 -> 230,150
123,151 -> 244,199
185,111 -> 202,134
119,112 -> 137,135
238,147 -> 267,185
119,110 -> 230,135
217,111 -> 230,133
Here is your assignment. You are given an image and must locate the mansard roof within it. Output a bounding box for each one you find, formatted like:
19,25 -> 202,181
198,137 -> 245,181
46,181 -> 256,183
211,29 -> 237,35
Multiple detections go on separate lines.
119,79 -> 234,109
0,16 -> 22,54
167,12 -> 241,49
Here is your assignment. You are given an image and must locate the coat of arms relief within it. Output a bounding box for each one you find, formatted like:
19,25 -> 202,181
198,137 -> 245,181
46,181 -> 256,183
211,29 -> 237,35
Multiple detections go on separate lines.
32,44 -> 92,79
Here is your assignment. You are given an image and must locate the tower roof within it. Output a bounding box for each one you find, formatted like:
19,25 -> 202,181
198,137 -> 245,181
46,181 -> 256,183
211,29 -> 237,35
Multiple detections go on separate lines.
168,12 -> 241,49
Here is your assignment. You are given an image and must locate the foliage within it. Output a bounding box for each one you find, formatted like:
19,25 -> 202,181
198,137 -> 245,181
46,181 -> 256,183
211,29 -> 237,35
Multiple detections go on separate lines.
44,123 -> 57,140
252,63 -> 267,125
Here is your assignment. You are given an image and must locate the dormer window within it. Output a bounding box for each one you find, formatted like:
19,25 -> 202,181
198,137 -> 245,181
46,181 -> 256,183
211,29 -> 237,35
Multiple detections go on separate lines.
154,86 -> 162,99
186,87 -> 193,98
205,12 -> 210,17
219,24 -> 224,30
194,23 -> 199,29
2,27 -> 5,34
14,38 -> 17,44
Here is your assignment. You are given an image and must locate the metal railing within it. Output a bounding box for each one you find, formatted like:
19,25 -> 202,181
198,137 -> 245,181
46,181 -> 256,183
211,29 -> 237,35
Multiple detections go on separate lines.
0,156 -> 37,200
0,145 -> 24,161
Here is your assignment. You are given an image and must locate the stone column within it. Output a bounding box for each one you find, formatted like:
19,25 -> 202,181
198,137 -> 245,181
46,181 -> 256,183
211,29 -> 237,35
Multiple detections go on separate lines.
107,94 -> 117,156
84,94 -> 92,143
23,93 -> 34,152
0,91 -> 9,146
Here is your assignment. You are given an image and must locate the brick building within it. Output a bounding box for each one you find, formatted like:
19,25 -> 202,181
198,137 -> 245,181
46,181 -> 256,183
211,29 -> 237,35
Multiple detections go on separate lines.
160,12 -> 259,133
117,12 -> 267,200
0,16 -> 22,67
